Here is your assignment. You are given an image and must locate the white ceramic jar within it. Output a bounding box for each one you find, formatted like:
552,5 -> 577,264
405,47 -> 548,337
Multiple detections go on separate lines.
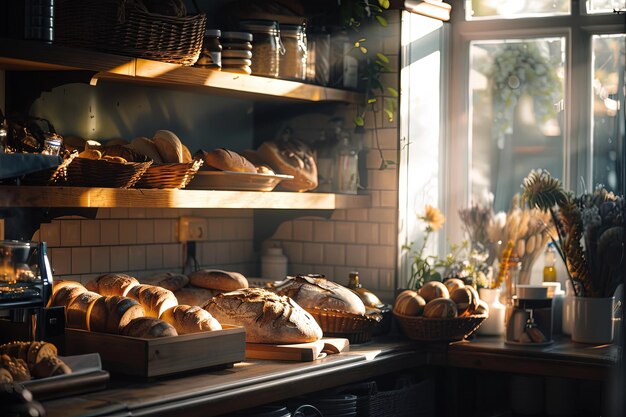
477,287 -> 505,336
261,247 -> 288,281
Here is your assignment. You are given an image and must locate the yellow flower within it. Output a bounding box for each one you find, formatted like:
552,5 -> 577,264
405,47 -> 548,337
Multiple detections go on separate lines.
422,205 -> 445,231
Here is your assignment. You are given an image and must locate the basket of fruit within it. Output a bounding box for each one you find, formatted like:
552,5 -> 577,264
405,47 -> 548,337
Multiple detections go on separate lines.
66,147 -> 152,188
393,280 -> 488,342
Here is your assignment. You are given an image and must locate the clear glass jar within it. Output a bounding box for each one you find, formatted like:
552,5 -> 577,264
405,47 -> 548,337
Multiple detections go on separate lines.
306,27 -> 330,85
239,20 -> 283,78
196,29 -> 222,69
279,24 -> 307,80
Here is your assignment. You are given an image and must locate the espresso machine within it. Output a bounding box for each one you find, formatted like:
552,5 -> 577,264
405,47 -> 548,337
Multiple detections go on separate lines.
0,240 -> 64,344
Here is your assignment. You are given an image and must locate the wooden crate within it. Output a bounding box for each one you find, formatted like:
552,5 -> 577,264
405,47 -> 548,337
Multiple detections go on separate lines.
65,326 -> 245,378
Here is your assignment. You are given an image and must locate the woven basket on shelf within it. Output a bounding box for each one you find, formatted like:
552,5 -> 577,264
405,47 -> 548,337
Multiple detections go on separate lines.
135,159 -> 203,189
21,153 -> 77,185
393,312 -> 487,342
66,158 -> 152,188
55,0 -> 206,66
306,308 -> 381,344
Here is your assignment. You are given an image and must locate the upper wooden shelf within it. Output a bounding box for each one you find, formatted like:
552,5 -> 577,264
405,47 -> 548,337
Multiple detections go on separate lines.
0,39 -> 363,104
0,186 -> 370,210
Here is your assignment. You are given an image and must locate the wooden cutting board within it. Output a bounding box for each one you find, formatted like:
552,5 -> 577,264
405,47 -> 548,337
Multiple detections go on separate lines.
246,337 -> 350,362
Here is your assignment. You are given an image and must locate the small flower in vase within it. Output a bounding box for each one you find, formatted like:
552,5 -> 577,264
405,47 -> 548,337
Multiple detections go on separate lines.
404,205 -> 445,290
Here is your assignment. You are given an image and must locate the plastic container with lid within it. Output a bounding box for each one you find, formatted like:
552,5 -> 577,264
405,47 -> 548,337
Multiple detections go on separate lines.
261,247 -> 288,281
239,20 -> 283,78
279,24 -> 307,80
196,29 -> 222,69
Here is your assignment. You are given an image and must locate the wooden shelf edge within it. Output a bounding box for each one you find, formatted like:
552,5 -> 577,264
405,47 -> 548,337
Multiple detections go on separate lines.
0,186 -> 370,210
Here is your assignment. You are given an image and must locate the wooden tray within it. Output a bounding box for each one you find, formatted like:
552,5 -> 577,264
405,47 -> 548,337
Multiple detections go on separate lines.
64,326 -> 245,377
246,337 -> 349,362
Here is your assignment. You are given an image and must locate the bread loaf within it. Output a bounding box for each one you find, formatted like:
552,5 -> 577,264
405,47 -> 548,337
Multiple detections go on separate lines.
122,317 -> 178,338
418,281 -> 450,303
89,295 -> 146,334
393,290 -> 426,316
66,291 -> 101,330
475,299 -> 489,315
127,284 -> 178,318
189,269 -> 249,292
0,367 -> 12,383
144,272 -> 189,292
31,356 -> 72,378
423,298 -> 458,318
182,144 -> 193,163
49,283 -> 87,308
51,280 -> 85,294
0,354 -> 30,382
203,288 -> 322,343
273,275 -> 366,315
198,148 -> 256,173
26,342 -> 58,369
161,305 -> 222,334
153,130 -> 184,163
173,287 -> 215,306
128,137 -> 164,164
443,278 -> 465,294
90,273 -> 140,297
450,286 -> 479,317
256,139 -> 317,192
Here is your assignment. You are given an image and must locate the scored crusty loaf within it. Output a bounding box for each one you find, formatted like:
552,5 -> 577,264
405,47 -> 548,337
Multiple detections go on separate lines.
49,284 -> 87,308
153,130 -> 184,163
273,275 -> 366,315
160,305 -> 222,334
173,287 -> 215,306
31,356 -> 72,378
198,148 -> 256,173
66,291 -> 101,330
90,295 -> 146,334
189,269 -> 249,292
127,284 -> 178,318
256,139 -> 317,192
122,317 -> 178,338
0,341 -> 57,369
144,272 -> 189,292
0,354 -> 30,382
127,136 -> 164,164
90,273 -> 140,297
203,288 -> 322,343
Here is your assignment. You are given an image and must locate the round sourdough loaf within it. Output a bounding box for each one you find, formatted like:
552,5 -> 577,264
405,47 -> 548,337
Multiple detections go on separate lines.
160,305 -> 222,334
91,273 -> 140,297
256,139 -> 317,192
198,148 -> 256,173
89,295 -> 146,334
189,269 -> 249,292
122,317 -> 178,338
273,275 -> 366,315
173,287 -> 215,306
203,288 -> 322,344
66,291 -> 101,330
153,130 -> 184,163
127,284 -> 178,318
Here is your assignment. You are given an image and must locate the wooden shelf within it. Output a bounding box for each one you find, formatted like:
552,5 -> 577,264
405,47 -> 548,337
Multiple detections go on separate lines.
0,39 -> 363,103
0,186 -> 370,210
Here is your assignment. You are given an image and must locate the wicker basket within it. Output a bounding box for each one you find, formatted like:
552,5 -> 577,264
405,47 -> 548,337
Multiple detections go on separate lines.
135,159 -> 203,189
306,308 -> 381,344
66,158 -> 152,188
21,153 -> 77,185
393,311 -> 487,342
55,0 -> 206,66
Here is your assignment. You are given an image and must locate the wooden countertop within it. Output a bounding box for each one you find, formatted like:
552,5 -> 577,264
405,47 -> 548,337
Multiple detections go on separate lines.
40,336 -> 619,417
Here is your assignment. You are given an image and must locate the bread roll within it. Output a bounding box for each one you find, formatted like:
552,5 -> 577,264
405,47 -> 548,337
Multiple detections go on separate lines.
127,284 -> 178,318
128,137 -> 164,164
31,356 -> 72,378
198,148 -> 256,173
418,281 -> 450,303
256,139 -> 317,192
91,273 -> 140,297
189,269 -> 249,292
0,355 -> 30,382
273,275 -> 366,315
173,287 -> 215,306
450,286 -> 479,317
203,288 -> 322,343
90,295 -> 146,334
423,298 -> 458,318
393,290 -> 426,316
26,342 -> 58,369
66,291 -> 101,330
144,272 -> 189,292
49,283 -> 87,308
153,130 -> 184,163
161,305 -> 222,334
122,317 -> 178,338
444,278 -> 465,294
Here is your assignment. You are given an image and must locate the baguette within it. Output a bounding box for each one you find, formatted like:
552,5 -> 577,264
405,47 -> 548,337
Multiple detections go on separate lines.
90,273 -> 140,297
189,269 -> 248,292
160,305 -> 222,334
127,284 -> 178,318
198,148 -> 256,173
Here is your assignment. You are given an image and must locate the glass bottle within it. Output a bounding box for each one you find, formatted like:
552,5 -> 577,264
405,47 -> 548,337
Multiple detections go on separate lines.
348,271 -> 383,308
503,258 -> 521,327
334,134 -> 359,194
543,242 -> 557,282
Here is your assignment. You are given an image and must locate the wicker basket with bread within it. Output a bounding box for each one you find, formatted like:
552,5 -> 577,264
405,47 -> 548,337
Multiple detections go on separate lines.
393,279 -> 488,342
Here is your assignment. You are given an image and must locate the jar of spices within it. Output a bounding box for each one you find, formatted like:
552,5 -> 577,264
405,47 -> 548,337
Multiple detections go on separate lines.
279,24 -> 307,80
196,29 -> 222,69
239,20 -> 283,78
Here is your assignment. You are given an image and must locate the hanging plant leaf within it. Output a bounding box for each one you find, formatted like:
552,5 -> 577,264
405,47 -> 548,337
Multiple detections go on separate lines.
387,87 -> 399,97
376,53 -> 390,63
375,15 -> 388,27
368,98 -> 377,104
360,46 -> 368,54
354,116 -> 365,127
378,0 -> 390,9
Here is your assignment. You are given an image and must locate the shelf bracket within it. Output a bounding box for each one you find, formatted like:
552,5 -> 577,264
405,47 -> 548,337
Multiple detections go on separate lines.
253,209 -> 333,251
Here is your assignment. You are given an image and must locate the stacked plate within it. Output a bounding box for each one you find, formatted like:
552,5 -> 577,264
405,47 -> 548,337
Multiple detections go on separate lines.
303,394 -> 358,417
220,31 -> 253,75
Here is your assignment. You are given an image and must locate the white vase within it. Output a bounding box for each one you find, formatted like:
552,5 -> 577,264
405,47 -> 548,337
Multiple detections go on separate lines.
561,280 -> 575,336
572,296 -> 615,344
477,288 -> 505,336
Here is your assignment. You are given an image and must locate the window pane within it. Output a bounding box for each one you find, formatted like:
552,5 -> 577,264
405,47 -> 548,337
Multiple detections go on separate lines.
469,38 -> 566,211
592,34 -> 625,193
466,0 -> 570,19
586,0 -> 626,14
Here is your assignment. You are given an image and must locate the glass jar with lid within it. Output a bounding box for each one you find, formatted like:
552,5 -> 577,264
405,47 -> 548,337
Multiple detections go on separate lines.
239,20 -> 283,78
279,24 -> 307,80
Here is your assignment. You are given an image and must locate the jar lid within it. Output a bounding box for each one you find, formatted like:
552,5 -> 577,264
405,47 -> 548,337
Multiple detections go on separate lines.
204,29 -> 221,37
516,285 -> 549,300
266,247 -> 284,256
281,24 -> 304,36
239,20 -> 279,34
221,31 -> 253,42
